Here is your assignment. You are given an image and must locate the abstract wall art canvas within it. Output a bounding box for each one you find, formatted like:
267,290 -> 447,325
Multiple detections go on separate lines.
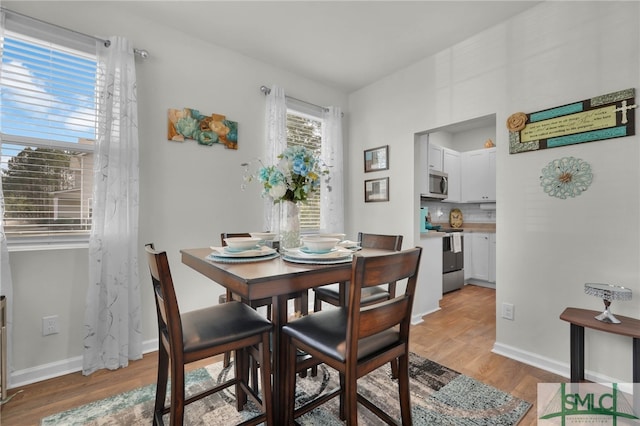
168,108 -> 238,149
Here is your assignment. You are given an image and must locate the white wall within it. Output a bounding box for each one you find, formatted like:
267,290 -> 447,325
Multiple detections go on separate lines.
349,1 -> 640,383
4,1 -> 348,386
7,0 -> 640,389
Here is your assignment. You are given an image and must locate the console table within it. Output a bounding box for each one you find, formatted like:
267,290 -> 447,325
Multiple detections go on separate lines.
560,307 -> 640,383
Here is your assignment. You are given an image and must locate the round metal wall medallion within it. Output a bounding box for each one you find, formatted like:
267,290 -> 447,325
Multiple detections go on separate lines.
540,157 -> 592,199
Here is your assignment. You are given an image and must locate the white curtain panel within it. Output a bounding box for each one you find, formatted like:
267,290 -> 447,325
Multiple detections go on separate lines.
263,85 -> 287,233
0,146 -> 14,389
0,10 -> 14,389
83,37 -> 142,375
321,107 -> 345,233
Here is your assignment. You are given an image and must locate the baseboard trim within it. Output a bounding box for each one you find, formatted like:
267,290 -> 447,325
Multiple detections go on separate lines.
412,306 -> 441,325
492,342 -> 568,378
492,341 -> 634,393
9,339 -> 159,389
12,337 -> 633,394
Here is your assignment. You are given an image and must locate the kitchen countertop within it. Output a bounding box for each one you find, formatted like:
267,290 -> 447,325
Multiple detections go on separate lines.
420,231 -> 447,238
428,222 -> 496,233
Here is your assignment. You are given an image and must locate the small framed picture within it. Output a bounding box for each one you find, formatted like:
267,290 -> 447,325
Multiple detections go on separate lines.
364,145 -> 389,172
364,177 -> 389,202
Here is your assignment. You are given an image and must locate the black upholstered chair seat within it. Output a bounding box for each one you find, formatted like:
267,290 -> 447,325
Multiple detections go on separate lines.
282,308 -> 400,363
313,283 -> 390,306
182,301 -> 273,354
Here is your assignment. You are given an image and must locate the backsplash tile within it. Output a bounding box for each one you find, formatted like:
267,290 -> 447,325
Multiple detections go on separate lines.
421,201 -> 496,224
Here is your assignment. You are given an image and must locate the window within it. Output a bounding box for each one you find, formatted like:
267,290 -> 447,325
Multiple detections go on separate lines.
286,109 -> 323,231
1,19 -> 98,245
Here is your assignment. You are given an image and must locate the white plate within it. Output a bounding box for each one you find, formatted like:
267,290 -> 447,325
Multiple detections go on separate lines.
299,246 -> 337,255
283,247 -> 353,260
209,246 -> 276,258
207,252 -> 280,264
282,254 -> 352,265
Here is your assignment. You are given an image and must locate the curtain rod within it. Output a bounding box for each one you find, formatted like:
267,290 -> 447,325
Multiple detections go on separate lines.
260,85 -> 330,113
1,7 -> 149,59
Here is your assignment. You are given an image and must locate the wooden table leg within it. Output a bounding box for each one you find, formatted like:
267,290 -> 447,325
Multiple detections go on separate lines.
633,337 -> 639,384
271,293 -> 290,424
569,323 -> 585,382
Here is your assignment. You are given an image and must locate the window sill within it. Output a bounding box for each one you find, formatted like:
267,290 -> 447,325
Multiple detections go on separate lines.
7,238 -> 90,252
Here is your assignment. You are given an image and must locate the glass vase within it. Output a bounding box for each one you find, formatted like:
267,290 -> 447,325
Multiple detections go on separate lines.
279,200 -> 301,250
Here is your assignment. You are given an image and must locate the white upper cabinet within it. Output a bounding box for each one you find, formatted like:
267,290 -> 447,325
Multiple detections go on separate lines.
461,147 -> 496,203
442,148 -> 461,203
428,143 -> 443,172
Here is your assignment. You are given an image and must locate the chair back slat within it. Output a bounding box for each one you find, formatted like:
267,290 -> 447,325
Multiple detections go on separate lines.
353,251 -> 416,289
356,232 -> 404,299
346,247 -> 422,347
358,232 -> 403,251
359,297 -> 410,338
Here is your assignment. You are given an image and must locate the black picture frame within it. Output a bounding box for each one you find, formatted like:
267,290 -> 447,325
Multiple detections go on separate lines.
364,177 -> 389,202
364,145 -> 389,172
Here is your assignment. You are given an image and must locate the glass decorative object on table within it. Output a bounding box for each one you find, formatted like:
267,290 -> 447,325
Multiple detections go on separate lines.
279,200 -> 300,250
584,283 -> 633,323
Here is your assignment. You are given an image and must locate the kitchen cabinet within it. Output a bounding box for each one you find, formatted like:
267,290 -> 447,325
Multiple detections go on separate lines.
488,233 -> 496,283
442,148 -> 461,203
461,147 -> 496,202
465,232 -> 496,284
428,143 -> 443,171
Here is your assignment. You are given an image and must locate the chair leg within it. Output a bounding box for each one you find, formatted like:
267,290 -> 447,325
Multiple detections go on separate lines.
285,336 -> 299,425
397,353 -> 412,426
169,362 -> 186,426
259,332 -> 273,426
313,294 -> 322,312
310,294 -> 321,377
338,372 -> 346,420
251,354 -> 259,394
390,358 -> 398,379
154,346 -> 169,426
299,291 -> 309,316
222,291 -> 232,368
234,348 -> 248,410
344,369 -> 358,425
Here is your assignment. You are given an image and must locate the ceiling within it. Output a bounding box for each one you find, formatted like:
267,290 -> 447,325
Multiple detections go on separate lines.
120,1 -> 541,93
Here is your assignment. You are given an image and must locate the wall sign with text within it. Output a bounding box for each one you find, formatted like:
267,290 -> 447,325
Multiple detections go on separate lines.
507,88 -> 636,154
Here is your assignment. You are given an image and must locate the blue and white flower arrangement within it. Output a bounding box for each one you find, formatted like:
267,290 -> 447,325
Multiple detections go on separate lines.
243,146 -> 329,203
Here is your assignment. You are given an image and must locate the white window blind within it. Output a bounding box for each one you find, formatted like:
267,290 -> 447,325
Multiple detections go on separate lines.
1,16 -> 98,243
286,111 -> 322,231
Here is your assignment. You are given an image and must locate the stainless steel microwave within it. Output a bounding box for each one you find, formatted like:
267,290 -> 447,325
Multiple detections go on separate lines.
422,170 -> 448,200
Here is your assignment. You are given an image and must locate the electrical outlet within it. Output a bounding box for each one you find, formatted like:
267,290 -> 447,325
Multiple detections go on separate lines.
42,315 -> 59,336
501,303 -> 514,320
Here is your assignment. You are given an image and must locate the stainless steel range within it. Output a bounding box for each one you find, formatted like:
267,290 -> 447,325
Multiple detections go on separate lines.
442,229 -> 464,293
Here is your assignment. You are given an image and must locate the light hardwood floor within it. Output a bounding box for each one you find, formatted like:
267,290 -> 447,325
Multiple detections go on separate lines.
0,284 -> 565,425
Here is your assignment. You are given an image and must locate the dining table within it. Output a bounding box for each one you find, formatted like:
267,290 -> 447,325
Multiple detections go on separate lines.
180,246 -> 391,423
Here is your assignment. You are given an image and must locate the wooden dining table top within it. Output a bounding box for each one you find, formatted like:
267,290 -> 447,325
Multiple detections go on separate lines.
180,247 -> 392,301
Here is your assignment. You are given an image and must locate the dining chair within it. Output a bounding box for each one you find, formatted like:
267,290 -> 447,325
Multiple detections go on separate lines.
283,247 -> 422,425
145,243 -> 273,426
312,232 -> 403,311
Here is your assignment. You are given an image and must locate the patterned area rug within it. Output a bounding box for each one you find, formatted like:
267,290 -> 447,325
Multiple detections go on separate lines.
41,352 -> 531,425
